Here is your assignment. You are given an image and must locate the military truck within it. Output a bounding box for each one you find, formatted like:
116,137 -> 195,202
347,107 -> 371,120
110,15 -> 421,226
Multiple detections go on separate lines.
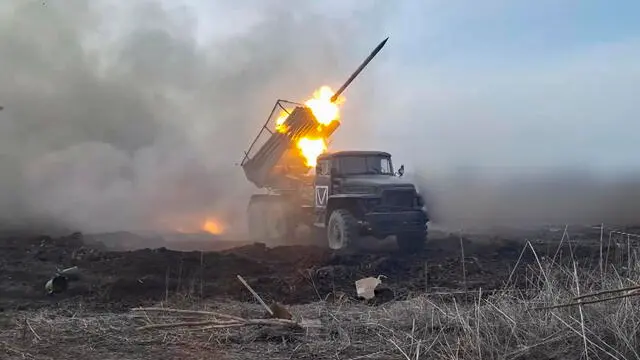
239,38 -> 429,252
310,150 -> 428,251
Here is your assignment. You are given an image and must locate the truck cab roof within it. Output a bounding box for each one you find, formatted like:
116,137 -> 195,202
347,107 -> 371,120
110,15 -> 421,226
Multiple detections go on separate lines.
317,150 -> 391,160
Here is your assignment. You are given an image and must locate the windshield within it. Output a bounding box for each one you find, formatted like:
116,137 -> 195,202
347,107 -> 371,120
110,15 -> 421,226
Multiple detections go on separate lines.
337,155 -> 394,175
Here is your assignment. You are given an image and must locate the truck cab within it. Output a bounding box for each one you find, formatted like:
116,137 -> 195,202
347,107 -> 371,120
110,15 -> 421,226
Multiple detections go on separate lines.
313,151 -> 429,252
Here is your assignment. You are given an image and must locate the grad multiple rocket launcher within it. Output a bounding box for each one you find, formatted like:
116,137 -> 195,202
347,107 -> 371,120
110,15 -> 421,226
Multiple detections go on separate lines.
240,38 -> 429,252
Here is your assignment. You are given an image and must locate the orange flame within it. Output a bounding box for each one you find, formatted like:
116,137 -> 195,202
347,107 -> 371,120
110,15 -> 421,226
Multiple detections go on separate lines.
275,86 -> 344,167
275,112 -> 289,133
165,215 -> 226,235
297,138 -> 327,167
202,218 -> 224,235
304,86 -> 342,125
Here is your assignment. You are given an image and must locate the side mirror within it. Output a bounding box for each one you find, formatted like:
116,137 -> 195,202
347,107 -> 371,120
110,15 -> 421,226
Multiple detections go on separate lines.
397,164 -> 405,177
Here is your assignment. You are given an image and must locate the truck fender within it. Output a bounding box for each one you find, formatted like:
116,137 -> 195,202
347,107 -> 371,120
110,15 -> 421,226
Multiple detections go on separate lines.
324,195 -> 374,224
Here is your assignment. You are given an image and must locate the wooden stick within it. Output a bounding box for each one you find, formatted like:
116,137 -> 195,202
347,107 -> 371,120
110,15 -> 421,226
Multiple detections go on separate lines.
131,307 -> 245,322
137,318 -> 299,331
531,291 -> 640,311
237,275 -> 274,316
459,234 -> 467,291
138,320 -> 233,331
427,289 -> 520,296
572,284 -> 640,301
423,261 -> 428,292
599,223 -> 604,279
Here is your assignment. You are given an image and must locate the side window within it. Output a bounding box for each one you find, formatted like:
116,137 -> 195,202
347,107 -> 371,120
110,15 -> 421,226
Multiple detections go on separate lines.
381,158 -> 392,174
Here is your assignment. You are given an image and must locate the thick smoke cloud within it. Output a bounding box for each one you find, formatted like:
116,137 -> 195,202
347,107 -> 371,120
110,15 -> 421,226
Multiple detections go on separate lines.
411,170 -> 640,231
0,0 -> 388,234
0,0 -> 638,237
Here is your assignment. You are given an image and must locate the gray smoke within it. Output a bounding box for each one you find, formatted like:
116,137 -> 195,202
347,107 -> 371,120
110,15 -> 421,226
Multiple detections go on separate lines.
0,0 -> 389,234
410,169 -> 640,231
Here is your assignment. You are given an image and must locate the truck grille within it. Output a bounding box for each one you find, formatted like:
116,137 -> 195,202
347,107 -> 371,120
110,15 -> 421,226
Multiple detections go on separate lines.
382,189 -> 415,208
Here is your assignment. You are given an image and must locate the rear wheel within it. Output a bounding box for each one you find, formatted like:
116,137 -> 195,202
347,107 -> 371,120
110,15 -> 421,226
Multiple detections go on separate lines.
327,209 -> 359,250
396,232 -> 426,253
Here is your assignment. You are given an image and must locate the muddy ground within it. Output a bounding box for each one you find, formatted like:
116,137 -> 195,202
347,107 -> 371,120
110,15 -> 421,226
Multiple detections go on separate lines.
1,225 -> 627,313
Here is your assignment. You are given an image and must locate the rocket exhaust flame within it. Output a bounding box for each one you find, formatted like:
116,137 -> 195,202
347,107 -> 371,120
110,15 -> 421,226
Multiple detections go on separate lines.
304,86 -> 343,126
240,37 -> 388,189
296,137 -> 327,167
285,38 -> 387,167
274,85 -> 344,167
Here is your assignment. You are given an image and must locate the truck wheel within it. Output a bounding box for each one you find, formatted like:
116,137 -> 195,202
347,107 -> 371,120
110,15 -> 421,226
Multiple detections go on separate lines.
327,209 -> 358,250
267,202 -> 295,244
396,232 -> 426,253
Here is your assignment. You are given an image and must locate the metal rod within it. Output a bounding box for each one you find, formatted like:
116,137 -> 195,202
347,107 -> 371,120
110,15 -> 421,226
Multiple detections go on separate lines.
330,37 -> 388,103
276,101 -> 292,115
241,101 -> 281,165
277,99 -> 303,107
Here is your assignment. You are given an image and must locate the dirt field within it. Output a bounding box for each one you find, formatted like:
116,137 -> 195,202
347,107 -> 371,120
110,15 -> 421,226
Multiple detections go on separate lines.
1,225 -> 638,359
0,228 -> 562,311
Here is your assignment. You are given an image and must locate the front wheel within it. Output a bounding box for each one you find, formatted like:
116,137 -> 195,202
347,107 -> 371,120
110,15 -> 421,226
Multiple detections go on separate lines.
396,232 -> 426,253
327,209 -> 359,250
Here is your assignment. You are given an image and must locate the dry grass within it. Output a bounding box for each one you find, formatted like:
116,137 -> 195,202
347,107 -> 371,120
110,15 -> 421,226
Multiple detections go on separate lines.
2,228 -> 640,359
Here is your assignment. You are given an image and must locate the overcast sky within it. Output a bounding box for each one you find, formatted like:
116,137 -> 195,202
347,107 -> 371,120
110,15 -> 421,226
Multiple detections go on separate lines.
180,0 -> 640,174
368,0 -> 640,175
0,0 -> 638,232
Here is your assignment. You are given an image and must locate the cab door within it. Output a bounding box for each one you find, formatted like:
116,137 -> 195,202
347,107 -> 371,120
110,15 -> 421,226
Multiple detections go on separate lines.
313,159 -> 331,225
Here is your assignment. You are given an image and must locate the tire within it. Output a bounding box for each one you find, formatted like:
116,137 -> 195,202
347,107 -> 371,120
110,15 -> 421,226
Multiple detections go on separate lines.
396,232 -> 426,253
327,209 -> 359,250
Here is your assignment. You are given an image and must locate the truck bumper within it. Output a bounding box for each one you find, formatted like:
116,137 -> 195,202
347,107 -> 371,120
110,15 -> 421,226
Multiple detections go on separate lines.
362,210 -> 428,238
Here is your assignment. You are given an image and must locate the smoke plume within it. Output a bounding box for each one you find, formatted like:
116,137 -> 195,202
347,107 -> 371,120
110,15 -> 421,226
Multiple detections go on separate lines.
0,0 -> 638,237
0,0 -> 388,234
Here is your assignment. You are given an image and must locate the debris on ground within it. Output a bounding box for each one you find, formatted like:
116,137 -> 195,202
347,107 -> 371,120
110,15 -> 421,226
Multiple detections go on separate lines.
130,307 -> 318,332
268,302 -> 293,320
237,274 -> 294,320
532,283 -> 640,310
44,266 -> 81,295
355,275 -> 385,300
0,228 -> 612,311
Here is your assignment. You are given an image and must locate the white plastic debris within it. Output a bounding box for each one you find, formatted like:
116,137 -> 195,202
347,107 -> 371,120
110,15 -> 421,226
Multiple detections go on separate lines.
355,275 -> 385,300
